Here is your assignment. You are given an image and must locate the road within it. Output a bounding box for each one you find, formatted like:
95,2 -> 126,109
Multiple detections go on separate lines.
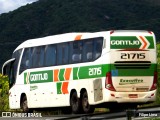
1,107 -> 160,120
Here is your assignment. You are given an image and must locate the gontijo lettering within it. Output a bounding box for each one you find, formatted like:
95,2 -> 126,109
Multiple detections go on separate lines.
111,40 -> 140,45
30,73 -> 48,81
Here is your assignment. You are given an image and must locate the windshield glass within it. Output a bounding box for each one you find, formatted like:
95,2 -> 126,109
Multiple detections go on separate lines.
7,49 -> 22,88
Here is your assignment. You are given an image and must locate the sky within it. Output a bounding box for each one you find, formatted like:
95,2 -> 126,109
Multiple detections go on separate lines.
0,0 -> 38,14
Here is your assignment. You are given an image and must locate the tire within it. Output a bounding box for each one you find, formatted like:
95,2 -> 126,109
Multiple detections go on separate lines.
21,95 -> 32,113
70,91 -> 80,114
81,91 -> 94,114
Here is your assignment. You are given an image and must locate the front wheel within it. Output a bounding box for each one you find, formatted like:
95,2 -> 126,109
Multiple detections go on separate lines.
21,95 -> 32,113
81,91 -> 94,114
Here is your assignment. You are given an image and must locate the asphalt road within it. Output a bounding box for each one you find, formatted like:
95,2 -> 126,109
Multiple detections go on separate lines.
1,107 -> 160,120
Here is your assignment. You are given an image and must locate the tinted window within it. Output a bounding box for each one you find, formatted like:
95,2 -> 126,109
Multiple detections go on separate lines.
20,48 -> 32,74
70,41 -> 83,63
12,49 -> 22,77
93,38 -> 103,59
32,46 -> 45,68
57,43 -> 69,65
39,47 -> 45,67
83,40 -> 93,62
19,37 -> 103,72
9,49 -> 22,86
45,45 -> 56,66
8,62 -> 15,88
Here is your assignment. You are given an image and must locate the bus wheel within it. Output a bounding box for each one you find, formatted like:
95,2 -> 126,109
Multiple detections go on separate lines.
70,91 -> 80,114
81,91 -> 94,114
21,95 -> 32,113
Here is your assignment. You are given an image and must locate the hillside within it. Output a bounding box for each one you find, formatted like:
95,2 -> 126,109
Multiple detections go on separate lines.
0,0 -> 160,67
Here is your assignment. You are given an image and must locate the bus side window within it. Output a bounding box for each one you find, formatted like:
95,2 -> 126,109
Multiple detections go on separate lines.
93,38 -> 103,59
57,43 -> 69,65
32,46 -> 45,68
83,40 -> 93,62
20,48 -> 32,74
32,47 -> 38,68
70,41 -> 83,63
45,45 -> 56,67
12,49 -> 22,78
39,46 -> 45,67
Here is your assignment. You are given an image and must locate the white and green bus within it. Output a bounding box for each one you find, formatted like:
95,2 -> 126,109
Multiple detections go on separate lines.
2,30 -> 157,113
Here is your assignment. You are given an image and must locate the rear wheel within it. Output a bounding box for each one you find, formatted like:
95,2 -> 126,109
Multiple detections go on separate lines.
70,91 -> 80,114
81,91 -> 94,114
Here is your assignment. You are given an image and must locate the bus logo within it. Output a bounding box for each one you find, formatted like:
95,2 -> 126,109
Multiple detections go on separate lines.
24,70 -> 53,84
110,36 -> 154,49
30,73 -> 48,82
111,40 -> 140,46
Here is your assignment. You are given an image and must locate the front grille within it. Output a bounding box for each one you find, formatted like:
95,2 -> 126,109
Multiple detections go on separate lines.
114,61 -> 151,69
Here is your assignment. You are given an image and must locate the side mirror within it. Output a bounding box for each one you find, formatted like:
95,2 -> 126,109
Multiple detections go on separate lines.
2,58 -> 15,75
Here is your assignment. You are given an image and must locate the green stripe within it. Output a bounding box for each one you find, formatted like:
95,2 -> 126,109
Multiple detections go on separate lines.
73,64 -> 157,79
146,36 -> 154,49
78,65 -> 102,79
102,64 -> 111,76
56,82 -> 62,94
73,67 -> 79,80
73,64 -> 110,80
59,69 -> 65,81
111,64 -> 157,76
24,73 -> 27,84
24,63 -> 157,84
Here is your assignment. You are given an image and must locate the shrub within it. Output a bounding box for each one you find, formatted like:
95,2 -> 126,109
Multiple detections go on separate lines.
0,74 -> 9,111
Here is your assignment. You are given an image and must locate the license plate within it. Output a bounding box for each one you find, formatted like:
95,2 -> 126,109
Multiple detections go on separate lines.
129,94 -> 138,98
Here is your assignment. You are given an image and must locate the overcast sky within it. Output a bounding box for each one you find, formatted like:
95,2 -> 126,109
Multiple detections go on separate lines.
0,0 -> 38,14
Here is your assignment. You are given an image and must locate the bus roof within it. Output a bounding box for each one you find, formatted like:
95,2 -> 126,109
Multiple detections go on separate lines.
14,31 -> 110,52
110,30 -> 154,36
14,30 -> 155,52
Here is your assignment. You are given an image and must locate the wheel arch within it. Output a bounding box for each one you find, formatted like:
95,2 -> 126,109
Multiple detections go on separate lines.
20,93 -> 27,107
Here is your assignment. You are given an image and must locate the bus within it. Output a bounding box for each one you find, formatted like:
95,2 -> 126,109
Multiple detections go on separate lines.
2,30 -> 157,113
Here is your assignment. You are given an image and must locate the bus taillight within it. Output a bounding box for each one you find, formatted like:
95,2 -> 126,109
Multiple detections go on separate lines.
105,72 -> 116,91
150,71 -> 157,91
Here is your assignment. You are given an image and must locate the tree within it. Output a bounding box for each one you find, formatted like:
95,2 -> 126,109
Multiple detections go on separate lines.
0,74 -> 9,111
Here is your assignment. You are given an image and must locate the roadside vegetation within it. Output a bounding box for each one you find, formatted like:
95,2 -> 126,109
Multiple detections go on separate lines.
0,74 -> 9,111
156,44 -> 160,105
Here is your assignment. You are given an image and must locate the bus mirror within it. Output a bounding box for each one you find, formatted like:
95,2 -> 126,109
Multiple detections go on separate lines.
2,58 -> 15,75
